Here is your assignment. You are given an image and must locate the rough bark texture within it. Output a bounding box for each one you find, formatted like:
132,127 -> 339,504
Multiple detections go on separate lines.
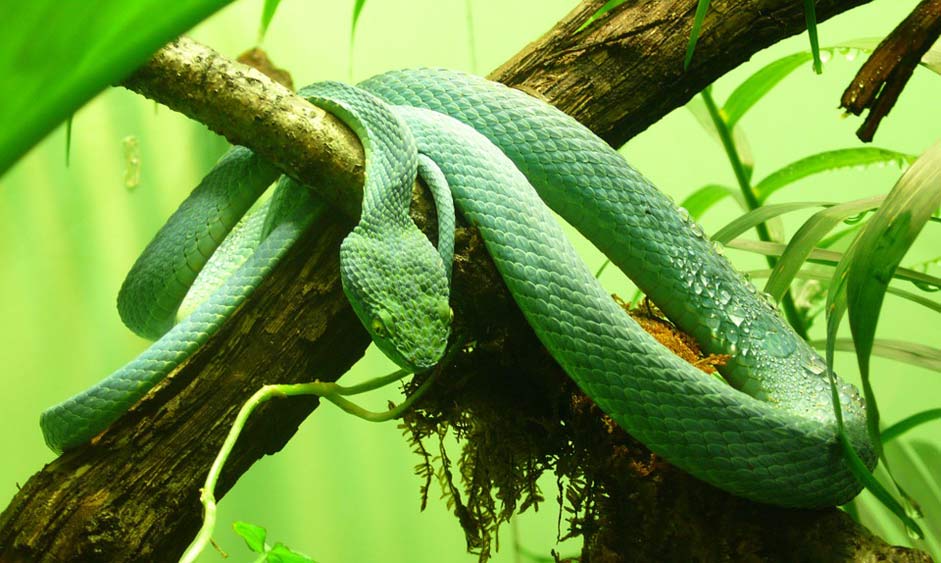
840,0 -> 941,141
2,0 -> 929,562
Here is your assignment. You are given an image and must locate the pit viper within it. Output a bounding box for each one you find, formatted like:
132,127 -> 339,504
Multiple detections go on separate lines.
40,68 -> 876,508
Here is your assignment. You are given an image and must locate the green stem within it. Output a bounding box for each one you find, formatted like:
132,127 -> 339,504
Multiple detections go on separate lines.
179,364 -> 443,562
700,87 -> 809,340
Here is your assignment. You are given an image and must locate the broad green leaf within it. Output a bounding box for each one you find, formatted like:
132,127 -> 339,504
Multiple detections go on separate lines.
847,143 -> 941,441
711,201 -> 831,244
679,184 -> 744,219
803,0 -> 821,74
233,521 -> 267,553
0,0 -> 235,177
815,338 -> 941,373
259,0 -> 283,42
267,542 -> 317,563
575,0 -> 627,33
754,148 -> 917,203
882,409 -> 941,443
763,196 -> 884,301
684,0 -> 711,69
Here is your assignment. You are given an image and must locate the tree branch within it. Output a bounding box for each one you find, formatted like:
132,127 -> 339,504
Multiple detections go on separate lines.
840,0 -> 941,141
3,1 -> 927,561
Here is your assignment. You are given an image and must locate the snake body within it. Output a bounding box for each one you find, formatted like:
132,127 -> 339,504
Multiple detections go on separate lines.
41,69 -> 875,508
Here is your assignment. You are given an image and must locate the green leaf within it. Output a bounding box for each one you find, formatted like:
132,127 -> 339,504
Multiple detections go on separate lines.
351,0 -> 368,39
684,0 -> 711,69
575,0 -> 627,33
349,0 -> 368,76
259,0 -> 283,42
763,196 -> 884,301
722,52 -> 814,128
921,46 -> 941,75
0,0 -> 234,178
803,0 -> 821,74
711,201 -> 831,244
840,37 -> 941,76
754,148 -> 917,203
722,39 -> 941,127
725,239 -> 941,290
686,96 -> 755,179
233,521 -> 267,553
816,339 -> 941,373
64,114 -> 74,168
881,409 -> 941,443
820,237 -> 924,538
846,143 -> 941,441
748,268 -> 941,315
679,184 -> 744,219
819,145 -> 941,541
266,542 -> 317,563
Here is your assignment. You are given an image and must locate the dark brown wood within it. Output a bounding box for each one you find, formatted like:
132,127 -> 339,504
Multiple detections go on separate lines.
489,0 -> 876,146
3,1 -> 927,562
841,0 -> 941,141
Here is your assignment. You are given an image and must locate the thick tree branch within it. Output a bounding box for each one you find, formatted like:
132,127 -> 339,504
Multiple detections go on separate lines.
3,1 -> 927,561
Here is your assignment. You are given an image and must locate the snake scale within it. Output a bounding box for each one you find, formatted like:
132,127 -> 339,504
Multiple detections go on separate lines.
40,68 -> 876,508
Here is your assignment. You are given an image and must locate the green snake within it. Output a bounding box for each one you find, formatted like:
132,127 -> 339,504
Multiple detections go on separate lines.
40,69 -> 876,508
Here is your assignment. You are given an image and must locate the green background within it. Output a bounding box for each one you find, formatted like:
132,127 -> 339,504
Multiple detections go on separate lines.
1,1 -> 938,561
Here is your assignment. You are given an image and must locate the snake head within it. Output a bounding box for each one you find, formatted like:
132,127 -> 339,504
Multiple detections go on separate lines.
340,225 -> 452,371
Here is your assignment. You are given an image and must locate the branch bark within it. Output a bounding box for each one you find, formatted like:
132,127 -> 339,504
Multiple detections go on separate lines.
840,0 -> 941,141
3,1 -> 927,561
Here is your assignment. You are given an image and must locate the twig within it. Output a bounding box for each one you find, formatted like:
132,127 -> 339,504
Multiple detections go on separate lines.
840,0 -> 941,142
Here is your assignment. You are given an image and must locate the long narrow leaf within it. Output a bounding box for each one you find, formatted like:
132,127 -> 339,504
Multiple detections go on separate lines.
754,148 -> 917,203
726,239 -> 941,290
684,0 -> 711,69
723,40 -> 940,127
821,233 -> 924,537
748,268 -> 941,315
259,0 -> 283,42
814,339 -> 941,373
882,409 -> 941,443
679,184 -> 744,219
711,201 -> 831,244
687,96 -> 755,180
64,114 -> 73,168
723,52 -> 814,127
0,0 -> 234,177
764,196 -> 884,301
840,37 -> 941,76
803,0 -> 821,74
352,0 -> 368,38
576,0 -> 627,33
847,144 -> 941,443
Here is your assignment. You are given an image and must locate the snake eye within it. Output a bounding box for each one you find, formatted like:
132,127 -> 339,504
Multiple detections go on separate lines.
370,317 -> 387,337
371,310 -> 394,338
436,300 -> 453,323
